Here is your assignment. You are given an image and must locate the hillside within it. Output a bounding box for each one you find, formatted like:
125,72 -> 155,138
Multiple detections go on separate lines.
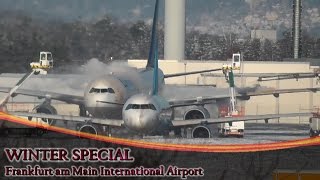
0,0 -> 319,36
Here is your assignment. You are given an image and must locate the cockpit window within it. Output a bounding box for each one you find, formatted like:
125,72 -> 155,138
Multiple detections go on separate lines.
47,54 -> 52,60
101,89 -> 108,93
41,54 -> 46,60
125,104 -> 156,111
125,104 -> 132,110
149,104 -> 156,110
108,88 -> 115,93
89,88 -> 100,93
89,88 -> 115,94
141,104 -> 149,109
234,55 -> 240,62
132,104 -> 140,109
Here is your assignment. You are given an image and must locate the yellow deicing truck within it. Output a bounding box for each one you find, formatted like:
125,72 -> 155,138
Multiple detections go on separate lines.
30,51 -> 53,74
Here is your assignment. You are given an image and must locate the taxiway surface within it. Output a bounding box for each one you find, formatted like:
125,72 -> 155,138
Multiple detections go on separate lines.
2,123 -> 309,145
138,123 -> 310,144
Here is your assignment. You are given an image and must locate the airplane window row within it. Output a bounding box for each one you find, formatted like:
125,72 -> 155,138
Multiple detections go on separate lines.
125,104 -> 156,110
89,88 -> 115,93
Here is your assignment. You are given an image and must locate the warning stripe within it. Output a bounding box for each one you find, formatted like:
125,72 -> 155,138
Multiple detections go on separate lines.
0,112 -> 319,153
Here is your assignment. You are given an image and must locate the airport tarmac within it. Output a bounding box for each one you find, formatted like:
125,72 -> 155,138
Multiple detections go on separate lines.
137,123 -> 311,145
1,122 -> 310,145
0,124 -> 318,180
0,116 -> 317,180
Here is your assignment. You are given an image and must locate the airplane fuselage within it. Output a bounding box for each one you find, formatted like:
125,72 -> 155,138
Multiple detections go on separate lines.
84,68 -> 164,119
122,93 -> 171,134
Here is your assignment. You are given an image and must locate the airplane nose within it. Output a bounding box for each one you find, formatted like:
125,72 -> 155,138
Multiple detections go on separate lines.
126,110 -> 158,132
137,111 -> 144,124
137,110 -> 150,129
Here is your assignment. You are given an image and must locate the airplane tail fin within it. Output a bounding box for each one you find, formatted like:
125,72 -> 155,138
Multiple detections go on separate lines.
146,0 -> 159,69
152,29 -> 159,95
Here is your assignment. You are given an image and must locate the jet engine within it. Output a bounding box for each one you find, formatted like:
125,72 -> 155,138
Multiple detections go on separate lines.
183,106 -> 210,120
192,125 -> 211,138
182,106 -> 212,138
32,104 -> 57,125
78,124 -> 97,136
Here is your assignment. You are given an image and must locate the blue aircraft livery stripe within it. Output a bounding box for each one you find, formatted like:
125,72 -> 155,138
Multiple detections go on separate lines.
146,0 -> 159,69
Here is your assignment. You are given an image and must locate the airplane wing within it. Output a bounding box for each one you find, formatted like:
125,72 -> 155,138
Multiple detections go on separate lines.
202,72 -> 320,82
171,112 -> 312,127
168,87 -> 320,106
0,87 -> 84,105
237,87 -> 320,98
164,68 -> 222,78
9,111 -> 123,127
257,72 -> 319,81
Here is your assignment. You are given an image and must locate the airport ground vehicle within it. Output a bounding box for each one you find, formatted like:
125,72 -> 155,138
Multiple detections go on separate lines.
218,53 -> 245,137
217,106 -> 244,137
30,51 -> 53,74
218,117 -> 244,137
309,111 -> 320,137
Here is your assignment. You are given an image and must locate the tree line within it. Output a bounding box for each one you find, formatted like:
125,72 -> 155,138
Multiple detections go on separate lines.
0,12 -> 319,73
